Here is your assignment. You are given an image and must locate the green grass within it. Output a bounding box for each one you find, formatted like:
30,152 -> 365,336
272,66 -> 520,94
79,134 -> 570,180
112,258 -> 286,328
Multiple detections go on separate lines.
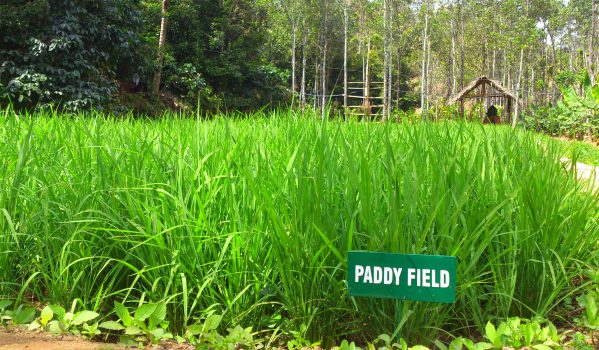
0,108 -> 597,345
554,138 -> 599,166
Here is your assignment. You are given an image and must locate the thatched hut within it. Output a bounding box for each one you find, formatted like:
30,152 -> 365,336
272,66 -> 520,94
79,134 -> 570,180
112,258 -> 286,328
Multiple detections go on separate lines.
449,77 -> 517,124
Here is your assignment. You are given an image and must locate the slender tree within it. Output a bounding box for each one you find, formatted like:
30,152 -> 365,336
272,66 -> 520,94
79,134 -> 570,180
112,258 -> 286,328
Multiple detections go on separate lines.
420,0 -> 428,119
344,0 -> 349,115
460,0 -> 465,91
152,0 -> 169,96
590,0 -> 596,84
383,0 -> 388,120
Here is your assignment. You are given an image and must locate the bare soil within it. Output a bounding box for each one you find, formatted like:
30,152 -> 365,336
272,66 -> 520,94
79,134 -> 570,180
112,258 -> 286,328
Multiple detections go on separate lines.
0,328 -> 195,350
0,327 -> 121,350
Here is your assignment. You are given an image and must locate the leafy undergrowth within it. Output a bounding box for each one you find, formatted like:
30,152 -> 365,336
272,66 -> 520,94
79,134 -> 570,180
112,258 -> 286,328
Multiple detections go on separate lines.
0,109 -> 598,347
552,137 -> 599,166
0,299 -> 597,349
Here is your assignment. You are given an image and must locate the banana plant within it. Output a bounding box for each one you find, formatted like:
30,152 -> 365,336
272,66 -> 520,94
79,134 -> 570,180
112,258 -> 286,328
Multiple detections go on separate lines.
558,72 -> 599,138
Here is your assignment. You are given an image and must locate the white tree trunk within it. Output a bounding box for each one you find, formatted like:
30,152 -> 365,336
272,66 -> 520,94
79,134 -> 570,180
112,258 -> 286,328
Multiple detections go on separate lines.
300,32 -> 307,110
387,0 -> 393,119
344,0 -> 349,115
420,0 -> 428,119
426,39 -> 431,112
292,25 -> 297,95
383,0 -> 388,120
459,0 -> 464,90
512,48 -> 524,128
450,14 -> 457,95
321,39 -> 328,119
590,0 -> 596,85
152,0 -> 169,96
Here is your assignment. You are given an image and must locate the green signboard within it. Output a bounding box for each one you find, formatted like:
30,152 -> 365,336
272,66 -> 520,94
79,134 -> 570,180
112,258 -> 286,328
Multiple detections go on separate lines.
347,251 -> 456,303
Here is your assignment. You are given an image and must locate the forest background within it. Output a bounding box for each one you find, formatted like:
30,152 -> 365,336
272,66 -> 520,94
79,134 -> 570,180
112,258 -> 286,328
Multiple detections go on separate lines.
0,0 -> 597,118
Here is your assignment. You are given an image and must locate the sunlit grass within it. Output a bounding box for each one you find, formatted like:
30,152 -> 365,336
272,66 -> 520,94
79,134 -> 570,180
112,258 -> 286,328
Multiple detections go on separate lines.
0,108 -> 597,345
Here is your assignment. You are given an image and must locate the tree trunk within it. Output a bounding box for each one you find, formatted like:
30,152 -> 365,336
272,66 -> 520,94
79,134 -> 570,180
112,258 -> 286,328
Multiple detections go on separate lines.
426,39 -> 431,113
292,25 -> 297,95
396,46 -> 401,110
321,37 -> 328,119
365,39 -> 371,118
459,0 -> 465,90
383,0 -> 388,120
512,48 -> 524,128
387,0 -> 393,119
549,29 -> 558,104
344,0 -> 349,115
590,0 -> 596,85
152,0 -> 169,96
421,0 -> 428,120
450,13 -> 457,96
300,32 -> 307,110
313,60 -> 319,111
492,49 -> 496,80
321,2 -> 328,119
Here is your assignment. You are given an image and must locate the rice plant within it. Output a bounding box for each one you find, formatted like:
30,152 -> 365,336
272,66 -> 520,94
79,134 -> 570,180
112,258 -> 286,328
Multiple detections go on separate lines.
0,108 -> 597,345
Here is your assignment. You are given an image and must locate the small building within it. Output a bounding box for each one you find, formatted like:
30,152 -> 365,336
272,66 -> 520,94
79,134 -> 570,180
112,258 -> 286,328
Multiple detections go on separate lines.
449,76 -> 517,124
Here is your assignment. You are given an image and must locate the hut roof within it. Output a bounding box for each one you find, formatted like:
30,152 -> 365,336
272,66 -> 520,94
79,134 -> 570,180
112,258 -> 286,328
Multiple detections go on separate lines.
449,76 -> 517,104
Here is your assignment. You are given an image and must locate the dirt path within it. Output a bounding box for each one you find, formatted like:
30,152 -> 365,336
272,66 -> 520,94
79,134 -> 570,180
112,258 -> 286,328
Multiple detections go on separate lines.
0,328 -> 120,350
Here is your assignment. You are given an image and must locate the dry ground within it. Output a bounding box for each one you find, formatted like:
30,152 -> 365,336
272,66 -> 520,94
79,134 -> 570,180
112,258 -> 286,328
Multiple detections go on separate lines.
0,327 -> 120,350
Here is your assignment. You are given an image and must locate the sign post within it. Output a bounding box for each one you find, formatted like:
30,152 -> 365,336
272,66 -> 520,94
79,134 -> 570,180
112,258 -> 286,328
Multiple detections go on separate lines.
347,251 -> 456,338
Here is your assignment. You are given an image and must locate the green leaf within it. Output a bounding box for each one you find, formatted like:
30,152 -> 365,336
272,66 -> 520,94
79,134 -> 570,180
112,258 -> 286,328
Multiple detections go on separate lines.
186,324 -> 203,335
204,313 -> 222,331
99,321 -> 125,331
531,345 -> 553,350
40,305 -> 54,327
134,303 -> 157,322
47,320 -> 62,335
124,325 -> 143,335
409,346 -> 430,350
72,310 -> 99,325
433,339 -> 448,350
149,327 -> 165,340
473,343 -> 493,350
119,335 -> 138,346
149,301 -> 167,326
377,334 -> 392,345
484,322 -> 499,347
48,305 -> 65,321
115,302 -> 132,327
449,337 -> 463,350
591,85 -> 599,102
14,307 -> 36,324
0,300 -> 13,311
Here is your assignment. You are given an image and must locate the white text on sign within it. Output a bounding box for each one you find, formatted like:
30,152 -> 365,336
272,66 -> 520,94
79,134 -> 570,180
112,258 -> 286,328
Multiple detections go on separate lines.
354,265 -> 451,288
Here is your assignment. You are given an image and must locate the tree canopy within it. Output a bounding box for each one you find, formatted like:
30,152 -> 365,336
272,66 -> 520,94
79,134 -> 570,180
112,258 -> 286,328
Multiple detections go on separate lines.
0,0 -> 597,114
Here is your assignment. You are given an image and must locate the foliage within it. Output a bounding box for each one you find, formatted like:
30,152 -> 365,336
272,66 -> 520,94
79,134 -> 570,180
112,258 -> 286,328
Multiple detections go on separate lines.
1,296 -> 598,349
521,73 -> 599,139
149,0 -> 289,111
26,300 -> 99,337
574,270 -> 599,331
99,301 -> 173,345
0,111 -> 597,346
0,0 -> 145,111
